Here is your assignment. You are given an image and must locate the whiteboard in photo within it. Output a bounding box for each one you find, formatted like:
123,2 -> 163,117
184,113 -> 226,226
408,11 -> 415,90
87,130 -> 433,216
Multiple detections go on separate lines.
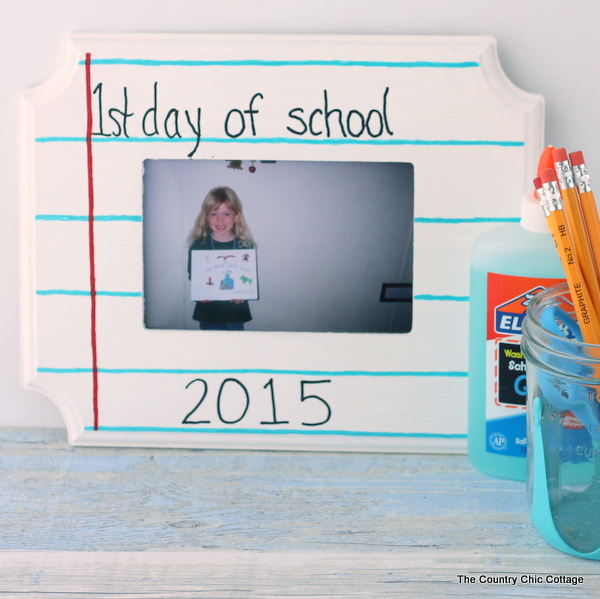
191,249 -> 259,301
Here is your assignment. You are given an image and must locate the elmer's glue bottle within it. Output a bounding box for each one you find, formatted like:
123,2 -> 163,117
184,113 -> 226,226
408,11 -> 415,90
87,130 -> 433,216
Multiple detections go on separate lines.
468,190 -> 564,480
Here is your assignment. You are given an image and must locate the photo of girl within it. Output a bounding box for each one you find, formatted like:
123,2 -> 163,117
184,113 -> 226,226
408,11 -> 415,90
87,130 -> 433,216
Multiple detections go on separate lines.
187,186 -> 256,330
143,159 -> 413,334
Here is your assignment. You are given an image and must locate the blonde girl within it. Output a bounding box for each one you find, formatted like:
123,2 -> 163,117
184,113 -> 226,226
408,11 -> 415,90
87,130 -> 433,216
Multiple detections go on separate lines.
187,186 -> 254,248
187,187 -> 255,330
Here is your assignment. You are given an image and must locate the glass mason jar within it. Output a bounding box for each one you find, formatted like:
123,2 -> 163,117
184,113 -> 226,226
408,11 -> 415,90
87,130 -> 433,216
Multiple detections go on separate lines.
522,282 -> 600,558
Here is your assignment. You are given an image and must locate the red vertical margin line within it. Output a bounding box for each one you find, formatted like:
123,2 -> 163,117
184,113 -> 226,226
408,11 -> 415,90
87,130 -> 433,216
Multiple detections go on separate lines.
85,53 -> 100,430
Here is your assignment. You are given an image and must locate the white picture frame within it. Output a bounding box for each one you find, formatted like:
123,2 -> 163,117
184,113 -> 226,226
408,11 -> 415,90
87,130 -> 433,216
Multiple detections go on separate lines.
20,33 -> 543,452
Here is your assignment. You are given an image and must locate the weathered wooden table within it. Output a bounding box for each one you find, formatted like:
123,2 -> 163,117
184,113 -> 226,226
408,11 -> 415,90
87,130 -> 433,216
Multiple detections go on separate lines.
0,428 -> 599,597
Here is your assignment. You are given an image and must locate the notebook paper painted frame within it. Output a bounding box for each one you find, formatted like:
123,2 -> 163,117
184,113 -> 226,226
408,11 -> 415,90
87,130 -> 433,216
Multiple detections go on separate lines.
20,34 -> 543,451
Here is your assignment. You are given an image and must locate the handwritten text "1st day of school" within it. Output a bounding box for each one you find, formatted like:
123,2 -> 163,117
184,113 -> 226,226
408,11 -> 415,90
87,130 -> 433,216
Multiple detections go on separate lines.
91,83 -> 394,157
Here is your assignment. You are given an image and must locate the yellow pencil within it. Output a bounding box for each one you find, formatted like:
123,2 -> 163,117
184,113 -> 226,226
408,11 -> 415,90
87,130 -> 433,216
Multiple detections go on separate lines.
552,148 -> 600,318
538,168 -> 600,343
569,150 -> 600,276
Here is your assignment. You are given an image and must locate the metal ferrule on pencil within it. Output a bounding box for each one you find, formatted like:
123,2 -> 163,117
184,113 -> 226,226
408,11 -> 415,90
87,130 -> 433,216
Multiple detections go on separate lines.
555,160 -> 576,190
541,180 -> 563,214
572,163 -> 592,194
536,186 -> 551,216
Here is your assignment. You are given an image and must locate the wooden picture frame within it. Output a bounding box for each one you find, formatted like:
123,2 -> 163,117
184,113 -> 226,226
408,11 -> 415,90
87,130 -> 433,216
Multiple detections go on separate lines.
20,33 -> 543,451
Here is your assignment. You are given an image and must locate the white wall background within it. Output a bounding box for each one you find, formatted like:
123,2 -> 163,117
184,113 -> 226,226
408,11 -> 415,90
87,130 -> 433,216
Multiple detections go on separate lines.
4,0 -> 600,428
143,160 -> 413,333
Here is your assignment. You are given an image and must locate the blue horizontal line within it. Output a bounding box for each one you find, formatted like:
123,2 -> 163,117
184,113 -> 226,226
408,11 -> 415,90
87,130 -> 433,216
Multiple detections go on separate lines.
36,290 -> 465,301
415,217 -> 520,224
36,214 -> 142,222
36,290 -> 142,297
34,213 -> 516,226
414,294 -> 469,302
80,58 -> 479,69
39,367 -> 468,377
86,425 -> 466,439
35,136 -> 524,148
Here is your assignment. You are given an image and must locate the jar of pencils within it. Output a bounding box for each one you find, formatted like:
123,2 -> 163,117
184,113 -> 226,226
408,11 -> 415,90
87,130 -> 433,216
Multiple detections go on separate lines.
522,282 -> 600,559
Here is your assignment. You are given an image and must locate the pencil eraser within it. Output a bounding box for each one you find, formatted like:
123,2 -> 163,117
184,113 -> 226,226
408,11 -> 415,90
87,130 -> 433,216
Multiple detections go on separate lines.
533,177 -> 542,191
552,147 -> 569,163
569,150 -> 585,166
537,146 -> 555,175
540,168 -> 557,184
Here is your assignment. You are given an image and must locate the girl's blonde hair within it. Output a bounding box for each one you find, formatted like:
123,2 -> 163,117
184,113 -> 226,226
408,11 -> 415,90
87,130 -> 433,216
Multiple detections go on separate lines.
187,186 -> 255,247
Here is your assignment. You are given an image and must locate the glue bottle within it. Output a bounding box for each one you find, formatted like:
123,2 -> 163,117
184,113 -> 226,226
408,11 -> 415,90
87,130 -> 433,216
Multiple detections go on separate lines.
468,186 -> 564,481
